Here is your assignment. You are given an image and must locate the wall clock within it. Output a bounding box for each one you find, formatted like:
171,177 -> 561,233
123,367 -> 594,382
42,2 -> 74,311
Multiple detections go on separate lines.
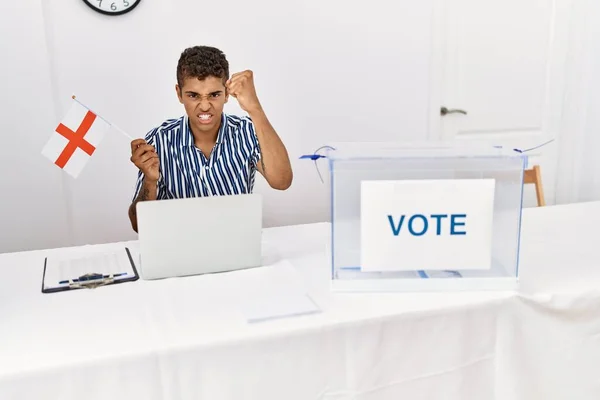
82,0 -> 142,16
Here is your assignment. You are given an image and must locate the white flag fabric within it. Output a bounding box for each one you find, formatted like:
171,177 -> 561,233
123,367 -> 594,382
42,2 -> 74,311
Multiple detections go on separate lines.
42,99 -> 110,178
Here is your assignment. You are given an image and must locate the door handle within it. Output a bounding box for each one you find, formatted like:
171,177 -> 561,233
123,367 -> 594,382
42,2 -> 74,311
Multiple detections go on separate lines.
440,107 -> 467,116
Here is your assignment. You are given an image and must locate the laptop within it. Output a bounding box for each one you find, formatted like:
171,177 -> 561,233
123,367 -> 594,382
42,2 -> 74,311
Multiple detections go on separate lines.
135,193 -> 263,280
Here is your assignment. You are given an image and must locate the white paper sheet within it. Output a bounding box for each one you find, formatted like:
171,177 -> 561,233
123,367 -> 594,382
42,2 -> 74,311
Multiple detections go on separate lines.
43,248 -> 137,290
238,261 -> 321,323
243,292 -> 321,323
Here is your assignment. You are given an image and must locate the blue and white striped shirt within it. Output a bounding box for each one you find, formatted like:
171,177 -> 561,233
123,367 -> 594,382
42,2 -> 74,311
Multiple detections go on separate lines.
132,113 -> 261,201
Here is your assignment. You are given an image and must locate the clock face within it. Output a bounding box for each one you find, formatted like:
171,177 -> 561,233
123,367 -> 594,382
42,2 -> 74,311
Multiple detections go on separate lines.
83,0 -> 142,16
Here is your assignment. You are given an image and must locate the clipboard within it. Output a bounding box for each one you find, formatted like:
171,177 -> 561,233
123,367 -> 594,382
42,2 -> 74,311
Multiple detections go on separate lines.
41,247 -> 139,293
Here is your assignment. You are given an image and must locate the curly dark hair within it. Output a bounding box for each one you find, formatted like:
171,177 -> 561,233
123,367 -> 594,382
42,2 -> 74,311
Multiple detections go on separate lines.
176,46 -> 229,88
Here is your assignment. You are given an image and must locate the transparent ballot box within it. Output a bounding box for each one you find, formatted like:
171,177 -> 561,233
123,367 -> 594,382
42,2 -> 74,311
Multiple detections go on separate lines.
324,142 -> 527,292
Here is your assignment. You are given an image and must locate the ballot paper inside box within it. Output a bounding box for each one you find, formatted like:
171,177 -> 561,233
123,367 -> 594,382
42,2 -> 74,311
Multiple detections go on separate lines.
323,142 -> 527,293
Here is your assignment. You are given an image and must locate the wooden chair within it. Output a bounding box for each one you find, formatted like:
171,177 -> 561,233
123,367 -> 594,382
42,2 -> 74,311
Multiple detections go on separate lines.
523,164 -> 545,206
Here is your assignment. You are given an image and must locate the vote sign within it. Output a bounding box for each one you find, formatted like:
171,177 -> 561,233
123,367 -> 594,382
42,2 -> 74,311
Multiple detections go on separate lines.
360,179 -> 495,272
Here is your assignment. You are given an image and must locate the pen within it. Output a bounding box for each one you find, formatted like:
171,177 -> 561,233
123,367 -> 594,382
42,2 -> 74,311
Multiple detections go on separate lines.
59,272 -> 127,285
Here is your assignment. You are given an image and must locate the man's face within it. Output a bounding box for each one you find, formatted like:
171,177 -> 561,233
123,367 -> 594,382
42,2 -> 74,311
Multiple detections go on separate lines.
176,75 -> 228,135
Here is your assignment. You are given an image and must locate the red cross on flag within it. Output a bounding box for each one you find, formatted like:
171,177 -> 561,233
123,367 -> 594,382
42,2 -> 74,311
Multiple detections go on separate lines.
42,98 -> 111,178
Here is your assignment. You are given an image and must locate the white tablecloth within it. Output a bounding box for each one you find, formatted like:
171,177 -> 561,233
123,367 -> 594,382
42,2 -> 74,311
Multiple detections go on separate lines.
496,201 -> 600,400
1,202 -> 600,399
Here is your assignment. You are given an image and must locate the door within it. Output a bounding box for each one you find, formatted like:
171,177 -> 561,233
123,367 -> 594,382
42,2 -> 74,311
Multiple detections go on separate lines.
430,0 -> 573,207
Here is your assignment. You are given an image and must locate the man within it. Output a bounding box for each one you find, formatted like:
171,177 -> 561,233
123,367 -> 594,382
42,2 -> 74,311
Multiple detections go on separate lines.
128,46 -> 292,232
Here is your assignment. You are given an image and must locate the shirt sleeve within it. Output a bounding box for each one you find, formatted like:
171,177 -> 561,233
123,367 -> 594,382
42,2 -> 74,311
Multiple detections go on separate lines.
243,116 -> 261,169
130,127 -> 159,203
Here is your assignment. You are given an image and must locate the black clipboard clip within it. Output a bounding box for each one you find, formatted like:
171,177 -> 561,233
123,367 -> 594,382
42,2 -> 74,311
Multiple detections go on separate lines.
66,273 -> 116,289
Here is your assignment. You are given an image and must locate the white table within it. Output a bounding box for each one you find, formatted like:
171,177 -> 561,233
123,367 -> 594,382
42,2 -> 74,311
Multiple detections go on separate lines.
496,201 -> 600,400
1,202 -> 600,400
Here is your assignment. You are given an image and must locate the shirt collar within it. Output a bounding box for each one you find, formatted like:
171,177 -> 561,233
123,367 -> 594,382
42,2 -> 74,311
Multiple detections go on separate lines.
181,113 -> 227,147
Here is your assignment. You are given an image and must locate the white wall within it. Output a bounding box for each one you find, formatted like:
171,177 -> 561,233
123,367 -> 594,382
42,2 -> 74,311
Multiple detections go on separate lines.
1,0 -> 436,252
555,0 -> 600,204
0,2 -> 71,252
